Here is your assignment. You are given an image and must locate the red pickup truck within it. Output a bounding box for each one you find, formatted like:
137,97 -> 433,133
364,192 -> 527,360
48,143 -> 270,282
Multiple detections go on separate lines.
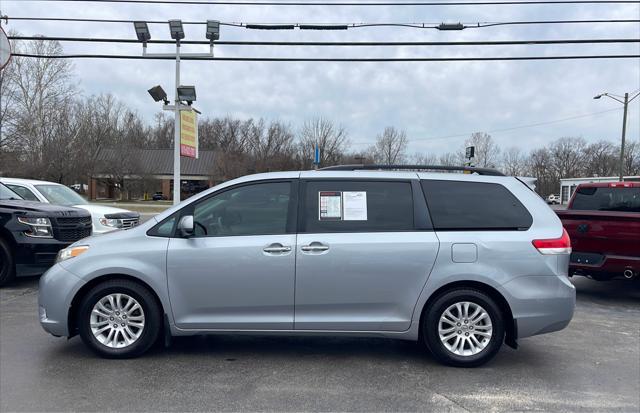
556,182 -> 640,281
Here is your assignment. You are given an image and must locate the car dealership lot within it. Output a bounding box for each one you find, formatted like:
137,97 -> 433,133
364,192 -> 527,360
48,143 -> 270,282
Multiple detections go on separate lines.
1,277 -> 638,412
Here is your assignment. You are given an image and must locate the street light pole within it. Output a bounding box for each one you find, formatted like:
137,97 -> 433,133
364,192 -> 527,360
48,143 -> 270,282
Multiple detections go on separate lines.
618,92 -> 629,182
173,40 -> 181,205
594,90 -> 639,182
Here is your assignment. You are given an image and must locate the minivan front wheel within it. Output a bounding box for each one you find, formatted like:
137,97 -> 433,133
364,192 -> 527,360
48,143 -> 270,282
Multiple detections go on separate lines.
78,280 -> 161,358
423,289 -> 504,367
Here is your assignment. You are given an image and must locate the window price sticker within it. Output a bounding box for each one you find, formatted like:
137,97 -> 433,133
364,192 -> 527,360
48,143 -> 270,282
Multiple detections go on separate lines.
319,191 -> 368,221
343,191 -> 367,221
319,191 -> 342,220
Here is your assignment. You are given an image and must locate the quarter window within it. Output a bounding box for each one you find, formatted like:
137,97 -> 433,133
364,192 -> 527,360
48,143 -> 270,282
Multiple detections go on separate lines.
6,185 -> 39,201
421,180 -> 533,231
303,181 -> 414,233
192,182 -> 292,237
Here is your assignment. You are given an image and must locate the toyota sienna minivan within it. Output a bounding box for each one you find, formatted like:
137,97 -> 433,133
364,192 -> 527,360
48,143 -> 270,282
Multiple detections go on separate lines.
39,165 -> 575,367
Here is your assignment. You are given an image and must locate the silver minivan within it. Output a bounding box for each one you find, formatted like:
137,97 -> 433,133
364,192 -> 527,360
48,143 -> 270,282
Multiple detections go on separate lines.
39,166 -> 575,367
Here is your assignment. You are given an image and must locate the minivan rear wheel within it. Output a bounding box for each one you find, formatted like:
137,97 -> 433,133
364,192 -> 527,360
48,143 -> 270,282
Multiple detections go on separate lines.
78,280 -> 161,358
423,288 -> 504,367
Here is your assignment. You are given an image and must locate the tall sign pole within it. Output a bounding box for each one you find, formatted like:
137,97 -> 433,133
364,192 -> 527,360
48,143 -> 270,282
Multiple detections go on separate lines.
173,40 -> 181,205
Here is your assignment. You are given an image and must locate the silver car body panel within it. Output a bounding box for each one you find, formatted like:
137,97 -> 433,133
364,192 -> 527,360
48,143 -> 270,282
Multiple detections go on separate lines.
39,170 -> 575,343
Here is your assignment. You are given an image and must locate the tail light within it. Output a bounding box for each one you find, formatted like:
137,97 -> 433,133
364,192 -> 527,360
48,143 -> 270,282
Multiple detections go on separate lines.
532,228 -> 572,255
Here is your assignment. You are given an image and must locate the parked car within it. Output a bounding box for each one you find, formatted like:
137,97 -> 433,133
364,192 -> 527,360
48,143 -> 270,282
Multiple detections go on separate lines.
38,165 -> 575,367
0,183 -> 92,286
556,182 -> 640,281
0,178 -> 140,234
546,194 -> 561,205
152,192 -> 167,201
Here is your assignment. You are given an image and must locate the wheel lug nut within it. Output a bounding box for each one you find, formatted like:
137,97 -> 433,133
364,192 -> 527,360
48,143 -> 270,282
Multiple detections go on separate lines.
115,312 -> 120,315
464,320 -> 468,323
113,324 -> 118,328
465,332 -> 469,336
456,323 -> 461,326
121,323 -> 125,327
110,317 -> 114,321
122,315 -> 127,319
457,330 -> 462,334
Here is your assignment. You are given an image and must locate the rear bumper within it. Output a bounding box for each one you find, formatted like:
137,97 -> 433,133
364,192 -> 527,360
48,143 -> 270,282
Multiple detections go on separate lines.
501,274 -> 576,339
570,253 -> 640,278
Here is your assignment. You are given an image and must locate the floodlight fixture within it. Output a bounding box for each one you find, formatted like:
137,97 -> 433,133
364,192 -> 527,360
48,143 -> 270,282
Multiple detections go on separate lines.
148,85 -> 169,104
169,19 -> 185,40
206,20 -> 220,41
177,85 -> 196,104
134,21 -> 151,42
593,94 -> 604,99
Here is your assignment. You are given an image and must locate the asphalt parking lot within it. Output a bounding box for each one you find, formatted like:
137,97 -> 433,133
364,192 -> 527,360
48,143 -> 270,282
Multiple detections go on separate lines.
1,277 -> 638,412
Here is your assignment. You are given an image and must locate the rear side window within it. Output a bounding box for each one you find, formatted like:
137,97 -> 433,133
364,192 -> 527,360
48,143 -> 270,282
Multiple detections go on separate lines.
421,180 -> 533,231
571,186 -> 640,212
303,180 -> 414,233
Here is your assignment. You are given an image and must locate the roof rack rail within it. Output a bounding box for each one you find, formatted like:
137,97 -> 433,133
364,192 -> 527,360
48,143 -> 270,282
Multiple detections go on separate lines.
318,164 -> 505,176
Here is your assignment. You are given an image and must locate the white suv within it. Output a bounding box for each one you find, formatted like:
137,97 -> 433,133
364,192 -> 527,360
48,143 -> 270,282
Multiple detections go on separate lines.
0,178 -> 140,234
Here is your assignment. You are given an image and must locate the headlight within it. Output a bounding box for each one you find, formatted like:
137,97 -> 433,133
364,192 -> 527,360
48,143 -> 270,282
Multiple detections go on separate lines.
56,245 -> 89,263
17,216 -> 53,238
99,217 -> 123,228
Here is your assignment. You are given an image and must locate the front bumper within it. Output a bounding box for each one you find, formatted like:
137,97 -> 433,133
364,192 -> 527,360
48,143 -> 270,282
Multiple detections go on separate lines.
14,238 -> 72,277
501,274 -> 576,339
38,264 -> 85,337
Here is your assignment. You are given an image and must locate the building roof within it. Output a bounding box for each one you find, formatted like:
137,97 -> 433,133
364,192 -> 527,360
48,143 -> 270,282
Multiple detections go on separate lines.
94,148 -> 215,177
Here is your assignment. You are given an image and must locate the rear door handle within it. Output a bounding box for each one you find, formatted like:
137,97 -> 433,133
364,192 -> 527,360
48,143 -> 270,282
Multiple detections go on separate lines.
301,243 -> 329,252
263,243 -> 292,254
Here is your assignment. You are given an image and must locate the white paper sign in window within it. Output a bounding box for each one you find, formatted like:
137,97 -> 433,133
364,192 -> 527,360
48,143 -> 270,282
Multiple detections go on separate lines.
319,191 -> 342,220
343,191 -> 367,221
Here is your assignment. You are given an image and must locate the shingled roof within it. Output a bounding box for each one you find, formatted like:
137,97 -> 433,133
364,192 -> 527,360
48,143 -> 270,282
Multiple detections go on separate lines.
94,148 -> 215,177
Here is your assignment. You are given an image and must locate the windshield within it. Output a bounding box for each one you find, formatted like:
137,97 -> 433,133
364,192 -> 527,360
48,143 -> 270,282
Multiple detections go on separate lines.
572,187 -> 640,213
0,183 -> 24,200
35,184 -> 88,206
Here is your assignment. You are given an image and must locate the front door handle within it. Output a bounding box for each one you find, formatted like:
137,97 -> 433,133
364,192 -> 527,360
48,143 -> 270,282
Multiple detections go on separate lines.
301,242 -> 330,252
263,243 -> 292,254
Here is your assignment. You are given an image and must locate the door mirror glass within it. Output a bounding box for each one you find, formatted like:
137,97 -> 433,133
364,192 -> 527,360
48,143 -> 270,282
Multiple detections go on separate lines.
178,215 -> 195,237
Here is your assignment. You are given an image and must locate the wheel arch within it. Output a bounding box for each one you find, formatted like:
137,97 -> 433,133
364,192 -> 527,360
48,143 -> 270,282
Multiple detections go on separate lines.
67,273 -> 166,337
419,280 -> 518,349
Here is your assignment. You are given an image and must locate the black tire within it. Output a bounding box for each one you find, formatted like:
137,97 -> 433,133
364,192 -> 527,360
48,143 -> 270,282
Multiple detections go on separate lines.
0,238 -> 16,287
422,288 -> 505,367
77,280 -> 162,358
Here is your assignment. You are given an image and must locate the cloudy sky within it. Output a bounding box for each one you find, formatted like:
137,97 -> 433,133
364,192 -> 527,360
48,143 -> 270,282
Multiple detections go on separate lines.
2,0 -> 639,155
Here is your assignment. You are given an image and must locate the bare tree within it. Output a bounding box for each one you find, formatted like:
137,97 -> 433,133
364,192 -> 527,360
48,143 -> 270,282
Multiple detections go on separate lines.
370,126 -> 409,165
412,152 -> 438,165
548,137 -> 587,180
501,147 -> 527,176
3,37 -> 76,177
298,117 -> 349,168
583,140 -> 617,177
463,132 -> 501,168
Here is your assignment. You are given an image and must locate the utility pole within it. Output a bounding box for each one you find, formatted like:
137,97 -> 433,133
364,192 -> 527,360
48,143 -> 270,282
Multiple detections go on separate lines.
594,90 -> 640,182
618,93 -> 629,182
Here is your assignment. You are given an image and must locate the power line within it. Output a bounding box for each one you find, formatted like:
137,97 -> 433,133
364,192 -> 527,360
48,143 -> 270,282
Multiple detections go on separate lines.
5,16 -> 640,30
351,108 -> 624,145
11,53 -> 640,61
16,0 -> 640,6
9,35 -> 640,47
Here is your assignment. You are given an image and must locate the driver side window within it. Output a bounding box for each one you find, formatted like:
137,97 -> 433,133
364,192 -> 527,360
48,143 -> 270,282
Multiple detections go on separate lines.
193,181 -> 291,237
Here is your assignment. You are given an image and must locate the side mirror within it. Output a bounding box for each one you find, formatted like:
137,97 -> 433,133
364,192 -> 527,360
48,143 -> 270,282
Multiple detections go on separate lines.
178,215 -> 194,237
